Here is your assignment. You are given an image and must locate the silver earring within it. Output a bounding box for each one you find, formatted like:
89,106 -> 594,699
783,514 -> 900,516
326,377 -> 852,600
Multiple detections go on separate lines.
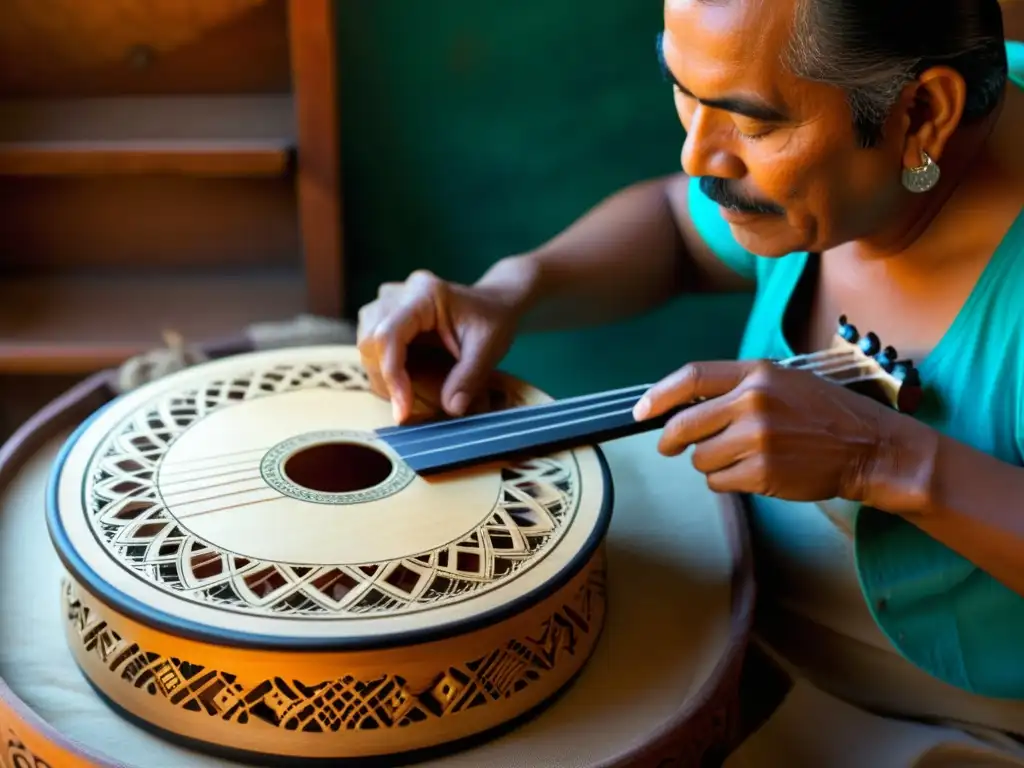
901,151 -> 941,193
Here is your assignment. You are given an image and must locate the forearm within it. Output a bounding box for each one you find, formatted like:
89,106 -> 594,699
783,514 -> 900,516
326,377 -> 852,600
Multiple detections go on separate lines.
866,417 -> 1024,597
476,175 -> 695,333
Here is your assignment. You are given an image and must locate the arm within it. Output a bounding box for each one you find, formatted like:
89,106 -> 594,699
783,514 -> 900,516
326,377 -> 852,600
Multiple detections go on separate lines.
633,356 -> 1024,598
867,418 -> 1024,597
476,173 -> 755,333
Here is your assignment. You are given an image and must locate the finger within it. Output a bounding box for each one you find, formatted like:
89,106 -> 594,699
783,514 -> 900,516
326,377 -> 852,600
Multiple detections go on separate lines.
441,325 -> 502,416
689,426 -> 744,474
658,400 -> 737,457
356,308 -> 390,400
363,358 -> 390,401
406,270 -> 462,359
634,360 -> 760,421
380,341 -> 414,423
374,303 -> 434,422
704,457 -> 764,495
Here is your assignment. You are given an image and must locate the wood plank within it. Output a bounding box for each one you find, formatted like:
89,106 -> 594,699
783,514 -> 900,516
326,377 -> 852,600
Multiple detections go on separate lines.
0,176 -> 300,271
1005,0 -> 1024,40
0,0 -> 290,97
0,374 -> 86,444
0,271 -> 306,375
0,96 -> 295,177
288,0 -> 345,318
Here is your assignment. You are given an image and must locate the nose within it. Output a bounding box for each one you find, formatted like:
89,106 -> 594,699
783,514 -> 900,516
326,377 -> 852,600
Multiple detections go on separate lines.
680,106 -> 744,180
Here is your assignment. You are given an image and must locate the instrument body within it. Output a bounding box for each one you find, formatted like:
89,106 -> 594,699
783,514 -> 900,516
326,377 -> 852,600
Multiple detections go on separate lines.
0,345 -> 754,767
45,347 -> 612,764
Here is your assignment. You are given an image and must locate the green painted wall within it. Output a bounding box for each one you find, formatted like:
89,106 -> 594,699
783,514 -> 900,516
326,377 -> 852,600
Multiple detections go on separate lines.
335,1 -> 752,396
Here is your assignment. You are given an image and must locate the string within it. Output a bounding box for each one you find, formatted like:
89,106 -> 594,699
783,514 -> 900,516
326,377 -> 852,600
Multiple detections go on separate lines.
378,343 -> 895,473
383,346 -> 865,448
375,382 -> 652,437
380,386 -> 651,451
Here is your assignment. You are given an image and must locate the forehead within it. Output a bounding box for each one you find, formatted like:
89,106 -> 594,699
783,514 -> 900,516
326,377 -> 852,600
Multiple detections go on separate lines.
662,0 -> 795,96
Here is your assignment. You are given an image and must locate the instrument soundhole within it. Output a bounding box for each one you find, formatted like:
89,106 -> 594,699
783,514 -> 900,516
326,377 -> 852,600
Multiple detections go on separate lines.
283,442 -> 394,494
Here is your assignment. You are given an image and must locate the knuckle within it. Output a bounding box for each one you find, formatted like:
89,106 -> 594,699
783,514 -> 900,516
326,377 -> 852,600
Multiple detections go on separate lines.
663,410 -> 689,441
750,422 -> 772,454
368,318 -> 392,341
746,361 -> 778,391
356,334 -> 375,356
680,362 -> 702,388
409,269 -> 439,288
668,363 -> 702,403
750,456 -> 771,494
738,381 -> 772,412
356,304 -> 377,331
690,445 -> 710,473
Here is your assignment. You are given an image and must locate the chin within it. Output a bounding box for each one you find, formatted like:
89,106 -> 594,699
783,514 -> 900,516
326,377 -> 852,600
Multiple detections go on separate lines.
726,214 -> 807,258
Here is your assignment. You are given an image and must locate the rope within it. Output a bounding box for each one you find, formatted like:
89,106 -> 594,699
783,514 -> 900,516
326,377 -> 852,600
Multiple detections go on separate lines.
114,330 -> 207,394
113,315 -> 357,394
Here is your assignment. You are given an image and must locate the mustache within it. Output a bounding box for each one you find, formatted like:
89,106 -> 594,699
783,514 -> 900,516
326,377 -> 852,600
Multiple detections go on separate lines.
698,176 -> 784,216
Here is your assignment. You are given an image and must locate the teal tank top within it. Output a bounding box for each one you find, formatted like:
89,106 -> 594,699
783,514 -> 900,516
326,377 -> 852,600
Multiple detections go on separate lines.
687,41 -> 1024,699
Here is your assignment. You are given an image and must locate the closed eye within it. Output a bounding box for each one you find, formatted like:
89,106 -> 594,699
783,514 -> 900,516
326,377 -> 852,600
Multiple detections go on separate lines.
655,31 -> 791,125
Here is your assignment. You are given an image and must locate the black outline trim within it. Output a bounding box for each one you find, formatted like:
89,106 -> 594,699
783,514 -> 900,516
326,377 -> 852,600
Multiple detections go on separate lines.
46,404 -> 614,652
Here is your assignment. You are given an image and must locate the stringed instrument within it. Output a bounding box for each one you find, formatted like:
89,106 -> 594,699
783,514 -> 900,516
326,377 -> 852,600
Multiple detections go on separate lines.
381,315 -> 922,475
30,315 -> 916,766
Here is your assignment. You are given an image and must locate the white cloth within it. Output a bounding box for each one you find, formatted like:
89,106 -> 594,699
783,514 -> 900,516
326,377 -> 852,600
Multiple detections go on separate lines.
726,679 -> 1024,768
0,433 -> 738,767
728,494 -> 1024,767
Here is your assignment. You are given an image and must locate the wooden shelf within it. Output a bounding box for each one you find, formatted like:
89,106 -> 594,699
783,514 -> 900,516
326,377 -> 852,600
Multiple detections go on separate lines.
0,96 -> 295,177
0,271 -> 306,374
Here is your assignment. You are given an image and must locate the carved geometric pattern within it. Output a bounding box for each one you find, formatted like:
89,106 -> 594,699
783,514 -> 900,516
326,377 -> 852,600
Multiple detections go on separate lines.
81,362 -> 582,618
63,571 -> 605,733
2,730 -> 51,768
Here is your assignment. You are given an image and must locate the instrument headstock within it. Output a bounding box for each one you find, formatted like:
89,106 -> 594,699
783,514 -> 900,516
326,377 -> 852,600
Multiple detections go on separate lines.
779,315 -> 923,414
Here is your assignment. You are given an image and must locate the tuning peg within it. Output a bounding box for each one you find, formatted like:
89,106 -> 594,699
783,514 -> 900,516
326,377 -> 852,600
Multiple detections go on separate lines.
874,345 -> 898,372
892,360 -> 921,388
858,332 -> 881,357
837,316 -> 859,343
892,360 -> 923,413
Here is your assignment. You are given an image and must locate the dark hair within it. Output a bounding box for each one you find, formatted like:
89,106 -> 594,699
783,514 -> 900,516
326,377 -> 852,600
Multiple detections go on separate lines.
786,0 -> 1008,147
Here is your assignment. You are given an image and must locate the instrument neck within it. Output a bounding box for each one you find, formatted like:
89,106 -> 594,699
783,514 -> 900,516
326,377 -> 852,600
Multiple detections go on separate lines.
378,336 -> 914,474
376,384 -> 671,474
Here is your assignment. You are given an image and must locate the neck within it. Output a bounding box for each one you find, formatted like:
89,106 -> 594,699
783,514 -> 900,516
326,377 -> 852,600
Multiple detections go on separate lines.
376,384 -> 668,474
377,332 -> 915,474
852,102 -> 1006,263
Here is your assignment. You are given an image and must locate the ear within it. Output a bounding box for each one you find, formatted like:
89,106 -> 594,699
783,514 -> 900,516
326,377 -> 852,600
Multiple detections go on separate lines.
898,66 -> 968,168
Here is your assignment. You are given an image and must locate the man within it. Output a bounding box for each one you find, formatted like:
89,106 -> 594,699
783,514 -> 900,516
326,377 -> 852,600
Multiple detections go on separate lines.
358,0 -> 1024,762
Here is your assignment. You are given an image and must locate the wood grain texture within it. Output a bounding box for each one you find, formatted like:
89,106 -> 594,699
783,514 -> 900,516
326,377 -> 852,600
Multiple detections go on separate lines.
288,0 -> 345,318
1004,0 -> 1024,40
0,0 -> 290,97
0,175 -> 300,271
0,272 -> 305,374
0,96 -> 295,177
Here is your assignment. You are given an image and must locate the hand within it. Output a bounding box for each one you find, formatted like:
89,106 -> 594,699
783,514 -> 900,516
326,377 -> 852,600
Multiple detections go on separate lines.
357,269 -> 522,423
633,360 -> 900,502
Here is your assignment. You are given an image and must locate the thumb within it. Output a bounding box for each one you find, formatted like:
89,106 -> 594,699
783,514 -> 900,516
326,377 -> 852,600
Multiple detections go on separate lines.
441,325 -> 504,416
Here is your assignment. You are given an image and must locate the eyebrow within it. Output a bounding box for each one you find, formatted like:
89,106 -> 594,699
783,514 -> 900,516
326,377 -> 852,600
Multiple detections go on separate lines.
655,32 -> 790,123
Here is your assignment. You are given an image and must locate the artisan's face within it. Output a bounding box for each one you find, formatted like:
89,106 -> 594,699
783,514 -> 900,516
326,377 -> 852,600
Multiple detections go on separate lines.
662,0 -> 908,256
